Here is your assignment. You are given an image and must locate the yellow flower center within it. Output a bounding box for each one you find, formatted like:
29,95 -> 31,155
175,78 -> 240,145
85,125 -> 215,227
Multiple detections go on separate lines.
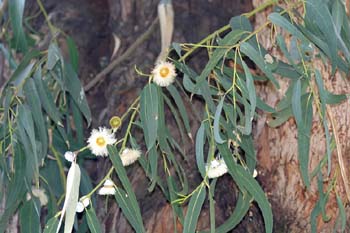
159,67 -> 170,78
109,116 -> 121,129
96,136 -> 106,147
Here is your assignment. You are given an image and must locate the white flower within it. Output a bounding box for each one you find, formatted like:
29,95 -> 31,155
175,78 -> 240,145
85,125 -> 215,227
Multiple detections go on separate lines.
205,157 -> 228,179
76,196 -> 90,213
120,148 -> 141,166
64,151 -> 75,162
264,54 -> 274,64
87,127 -> 116,156
152,61 -> 176,87
98,178 -> 116,195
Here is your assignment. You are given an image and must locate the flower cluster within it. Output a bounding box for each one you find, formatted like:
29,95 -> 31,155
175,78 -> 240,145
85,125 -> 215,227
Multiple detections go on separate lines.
205,157 -> 228,179
120,148 -> 141,166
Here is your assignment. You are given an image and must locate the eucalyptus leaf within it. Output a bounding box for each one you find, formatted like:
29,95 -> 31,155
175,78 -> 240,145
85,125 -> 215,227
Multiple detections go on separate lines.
86,206 -> 102,233
183,185 -> 206,233
140,84 -> 159,150
43,217 -> 59,233
195,123 -> 206,178
8,0 -> 27,52
56,162 -> 81,233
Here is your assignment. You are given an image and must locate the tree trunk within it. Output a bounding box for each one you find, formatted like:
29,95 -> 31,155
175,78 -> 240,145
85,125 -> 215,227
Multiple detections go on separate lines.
252,0 -> 350,232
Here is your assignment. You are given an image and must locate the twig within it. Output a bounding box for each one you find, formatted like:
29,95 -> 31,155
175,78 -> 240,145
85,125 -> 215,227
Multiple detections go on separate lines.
84,17 -> 159,92
326,105 -> 350,203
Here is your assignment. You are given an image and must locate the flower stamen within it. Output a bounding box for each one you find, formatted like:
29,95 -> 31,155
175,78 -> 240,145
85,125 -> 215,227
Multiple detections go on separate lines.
96,137 -> 106,147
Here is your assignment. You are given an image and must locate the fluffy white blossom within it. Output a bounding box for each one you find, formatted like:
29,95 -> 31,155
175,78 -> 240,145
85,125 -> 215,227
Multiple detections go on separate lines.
98,179 -> 116,195
87,127 -> 116,156
152,61 -> 176,87
120,148 -> 141,166
205,158 -> 228,179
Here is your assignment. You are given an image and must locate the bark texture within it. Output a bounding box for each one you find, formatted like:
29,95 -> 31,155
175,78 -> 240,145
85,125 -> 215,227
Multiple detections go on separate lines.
252,0 -> 350,232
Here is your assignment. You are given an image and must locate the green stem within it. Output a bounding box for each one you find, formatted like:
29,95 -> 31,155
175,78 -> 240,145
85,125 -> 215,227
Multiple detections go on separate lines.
120,96 -> 140,122
36,0 -> 56,36
50,145 -> 67,191
85,167 -> 114,198
121,104 -> 140,150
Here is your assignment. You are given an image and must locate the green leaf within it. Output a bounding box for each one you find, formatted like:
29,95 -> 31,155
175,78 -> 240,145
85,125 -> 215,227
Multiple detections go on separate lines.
66,37 -> 79,72
86,206 -> 102,233
229,164 -> 273,233
292,79 -> 303,125
17,104 -> 39,182
167,85 -> 191,138
230,15 -> 252,32
195,30 -> 245,89
335,194 -> 346,232
70,99 -> 84,146
183,185 -> 206,233
268,12 -> 308,42
140,84 -> 159,150
167,176 -> 184,226
108,145 -> 145,232
23,78 -> 48,160
56,162 -> 81,233
114,187 -> 144,233
314,70 -> 332,175
8,0 -> 28,52
195,123 -> 206,178
63,62 -> 91,126
200,192 -> 251,233
148,145 -> 158,192
20,199 -> 41,233
218,144 -> 273,233
324,91 -> 347,104
213,97 -> 225,143
240,42 -> 280,88
47,43 -> 62,70
305,1 -> 338,73
43,217 -> 59,233
4,50 -> 40,90
241,60 -> 256,135
33,68 -> 62,125
0,144 -> 26,232
0,43 -> 17,69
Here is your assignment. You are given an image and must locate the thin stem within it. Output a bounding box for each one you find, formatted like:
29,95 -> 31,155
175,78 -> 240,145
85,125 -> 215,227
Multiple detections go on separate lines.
50,145 -> 67,191
120,96 -> 140,122
85,167 -> 114,198
36,0 -> 56,36
121,104 -> 140,150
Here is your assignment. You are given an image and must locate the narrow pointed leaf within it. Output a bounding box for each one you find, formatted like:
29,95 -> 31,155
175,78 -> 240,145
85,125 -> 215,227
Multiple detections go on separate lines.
43,217 -> 59,233
108,145 -> 145,232
240,42 -> 279,88
140,84 -> 159,150
195,123 -> 206,178
213,97 -> 225,143
86,207 -> 102,233
183,185 -> 206,233
56,162 -> 81,233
